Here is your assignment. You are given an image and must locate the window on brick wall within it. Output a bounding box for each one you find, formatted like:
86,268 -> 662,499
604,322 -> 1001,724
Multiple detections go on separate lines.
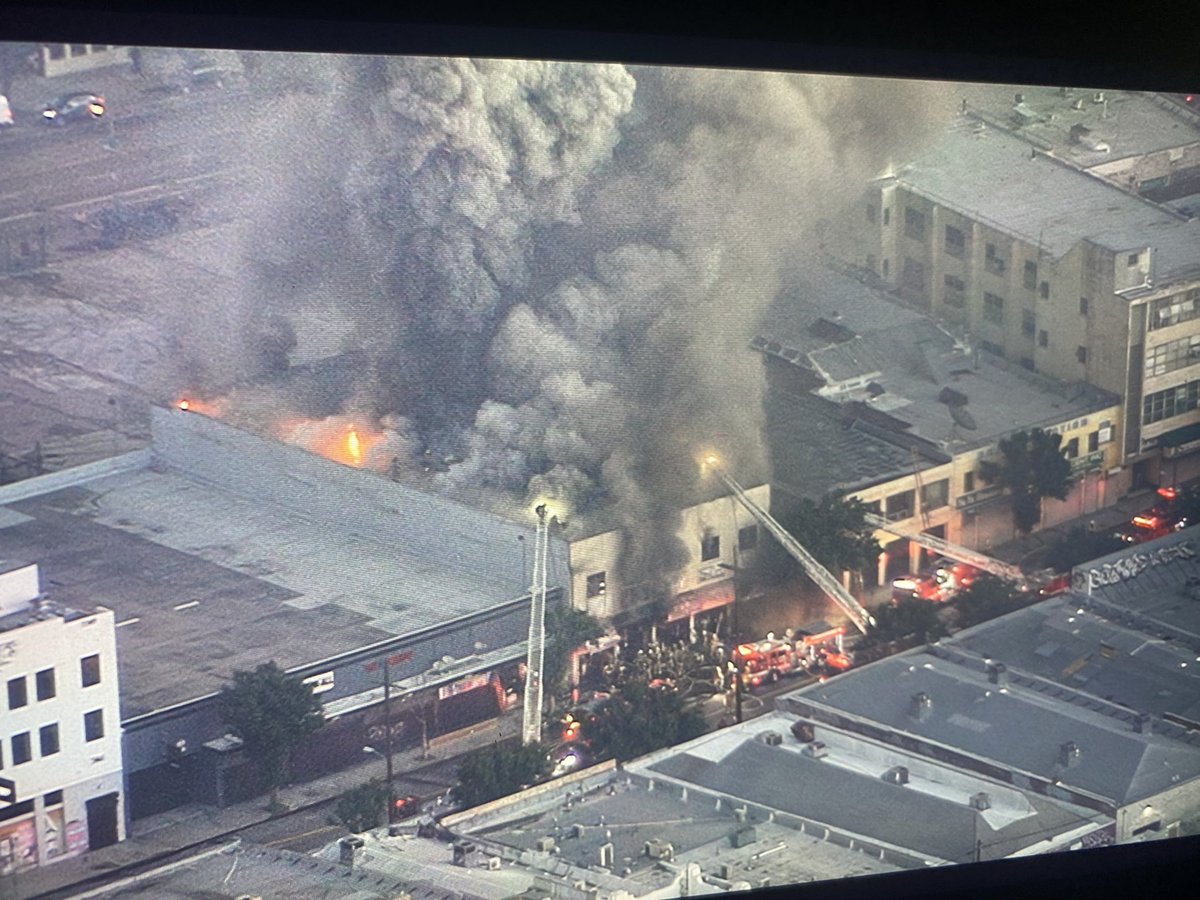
738,525 -> 759,551
1077,346 -> 1088,364
586,571 -> 607,598
81,655 -> 101,688
921,479 -> 950,511
943,274 -> 966,307
883,208 -> 890,226
35,669 -> 55,701
700,532 -> 720,561
905,207 -> 926,240
902,258 -> 925,294
944,225 -> 965,258
1024,260 -> 1037,291
866,204 -> 876,223
1038,330 -> 1049,348
7,677 -> 27,710
1021,309 -> 1036,336
1065,438 -> 1080,459
1080,296 -> 1090,316
39,723 -> 60,757
85,709 -> 105,742
984,292 -> 1005,324
963,471 -> 976,493
985,242 -> 1006,274
1039,281 -> 1050,299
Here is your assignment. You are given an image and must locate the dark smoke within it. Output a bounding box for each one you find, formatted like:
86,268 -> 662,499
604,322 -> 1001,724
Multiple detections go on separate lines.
203,55 -> 953,612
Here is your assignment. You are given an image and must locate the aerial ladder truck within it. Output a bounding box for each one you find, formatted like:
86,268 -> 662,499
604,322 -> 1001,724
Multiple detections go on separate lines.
861,512 -> 1029,587
704,457 -> 875,634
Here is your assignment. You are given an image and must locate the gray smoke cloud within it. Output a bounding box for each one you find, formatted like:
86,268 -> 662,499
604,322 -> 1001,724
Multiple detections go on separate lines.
203,55 -> 953,614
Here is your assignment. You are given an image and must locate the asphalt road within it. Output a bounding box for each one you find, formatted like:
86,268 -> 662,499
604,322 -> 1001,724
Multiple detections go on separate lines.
0,88 -> 248,221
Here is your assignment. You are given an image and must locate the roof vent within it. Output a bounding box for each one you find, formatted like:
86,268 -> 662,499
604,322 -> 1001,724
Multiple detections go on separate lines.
1093,92 -> 1106,103
802,741 -> 829,759
1134,713 -> 1153,734
536,837 -> 557,853
1014,92 -> 1025,104
758,730 -> 783,746
970,792 -> 991,811
987,663 -> 1008,685
882,765 -> 910,785
1072,98 -> 1085,110
1059,741 -> 1082,768
910,692 -> 933,721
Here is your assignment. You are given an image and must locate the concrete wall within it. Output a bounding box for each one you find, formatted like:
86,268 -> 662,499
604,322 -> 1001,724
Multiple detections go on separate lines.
1117,777 -> 1200,842
38,44 -> 131,78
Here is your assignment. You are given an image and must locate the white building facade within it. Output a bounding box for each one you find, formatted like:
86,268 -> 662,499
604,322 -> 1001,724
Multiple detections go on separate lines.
0,562 -> 124,875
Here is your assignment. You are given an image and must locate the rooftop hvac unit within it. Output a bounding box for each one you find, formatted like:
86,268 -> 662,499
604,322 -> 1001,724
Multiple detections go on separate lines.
731,827 -> 758,848
536,837 -> 556,853
910,692 -> 933,721
759,730 -> 783,746
791,721 -> 816,743
719,864 -> 733,880
487,856 -> 502,871
1059,741 -> 1082,768
803,741 -> 829,759
644,840 -> 674,860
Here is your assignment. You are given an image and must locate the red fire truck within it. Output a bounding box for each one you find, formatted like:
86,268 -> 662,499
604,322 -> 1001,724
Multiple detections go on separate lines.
735,639 -> 800,687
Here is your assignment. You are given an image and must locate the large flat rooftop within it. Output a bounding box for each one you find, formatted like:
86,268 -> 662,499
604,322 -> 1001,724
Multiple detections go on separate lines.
782,649 -> 1200,806
758,265 -> 1119,475
0,408 -> 565,719
887,117 -> 1200,285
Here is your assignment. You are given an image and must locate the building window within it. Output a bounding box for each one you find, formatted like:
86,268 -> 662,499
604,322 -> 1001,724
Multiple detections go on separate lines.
1088,430 -> 1100,453
1021,309 -> 1036,336
1065,438 -> 1080,459
1023,260 -> 1037,291
963,471 -> 976,493
81,654 -> 101,688
883,208 -> 890,226
12,732 -> 31,766
1145,334 -> 1200,377
1150,288 -> 1200,331
47,45 -> 65,60
979,339 -> 1006,358
901,257 -> 925,294
985,242 -> 1006,274
1080,296 -> 1089,316
864,500 -> 882,516
738,525 -> 758,551
39,723 -> 60,757
866,204 -> 876,223
69,44 -> 88,57
1076,346 -> 1088,364
7,677 -> 27,710
944,225 -> 965,258
886,490 -> 916,521
84,709 -> 105,742
1038,330 -> 1049,348
35,668 -> 56,702
585,571 -> 607,598
882,259 -> 889,278
1143,378 -> 1200,424
904,207 -> 926,241
983,292 -> 1005,324
1039,281 -> 1050,299
1128,253 -> 1140,267
943,274 -> 966,308
44,790 -> 63,806
700,532 -> 720,562
921,479 -> 950,511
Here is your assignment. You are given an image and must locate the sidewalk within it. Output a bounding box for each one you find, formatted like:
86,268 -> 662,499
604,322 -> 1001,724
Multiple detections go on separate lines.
10,710 -> 519,899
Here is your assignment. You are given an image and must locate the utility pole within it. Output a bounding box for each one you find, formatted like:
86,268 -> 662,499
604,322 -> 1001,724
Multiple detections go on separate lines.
383,655 -> 395,822
719,562 -> 744,724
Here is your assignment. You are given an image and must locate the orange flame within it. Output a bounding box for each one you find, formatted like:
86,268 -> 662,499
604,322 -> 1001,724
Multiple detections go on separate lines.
176,397 -> 224,417
279,418 -> 385,469
347,429 -> 362,464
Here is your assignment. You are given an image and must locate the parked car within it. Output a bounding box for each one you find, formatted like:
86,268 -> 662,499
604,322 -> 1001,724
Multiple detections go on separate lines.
42,91 -> 106,125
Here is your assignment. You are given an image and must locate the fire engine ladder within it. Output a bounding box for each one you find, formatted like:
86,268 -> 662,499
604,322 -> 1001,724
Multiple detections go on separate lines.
712,466 -> 875,634
911,447 -> 930,530
862,512 -> 1028,585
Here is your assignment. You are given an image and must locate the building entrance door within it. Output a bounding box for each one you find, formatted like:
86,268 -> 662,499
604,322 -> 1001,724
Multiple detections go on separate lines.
85,793 -> 119,851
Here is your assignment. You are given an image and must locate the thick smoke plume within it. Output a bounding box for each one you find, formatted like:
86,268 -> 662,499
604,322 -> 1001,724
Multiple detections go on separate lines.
187,55 -> 953,612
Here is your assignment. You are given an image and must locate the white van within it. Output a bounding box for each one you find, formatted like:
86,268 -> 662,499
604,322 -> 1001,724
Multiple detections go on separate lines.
0,94 -> 13,127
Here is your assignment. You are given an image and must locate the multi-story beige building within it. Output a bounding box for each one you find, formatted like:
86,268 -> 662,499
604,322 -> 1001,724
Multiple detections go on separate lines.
0,562 -> 124,875
868,115 -> 1200,491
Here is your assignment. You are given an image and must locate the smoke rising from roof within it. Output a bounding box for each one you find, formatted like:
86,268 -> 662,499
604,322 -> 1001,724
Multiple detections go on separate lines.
197,55 -> 952,613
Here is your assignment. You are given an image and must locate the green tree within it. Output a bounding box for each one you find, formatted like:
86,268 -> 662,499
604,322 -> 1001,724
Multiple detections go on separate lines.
453,740 -> 549,809
955,574 -> 1026,629
336,780 -> 388,833
758,495 -> 881,586
588,676 -> 707,762
859,598 -> 946,649
980,429 -> 1073,535
1041,526 -> 1124,573
543,602 -> 606,694
219,661 -> 325,809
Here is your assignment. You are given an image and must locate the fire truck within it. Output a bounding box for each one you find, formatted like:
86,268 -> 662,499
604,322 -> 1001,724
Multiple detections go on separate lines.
735,639 -> 800,687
